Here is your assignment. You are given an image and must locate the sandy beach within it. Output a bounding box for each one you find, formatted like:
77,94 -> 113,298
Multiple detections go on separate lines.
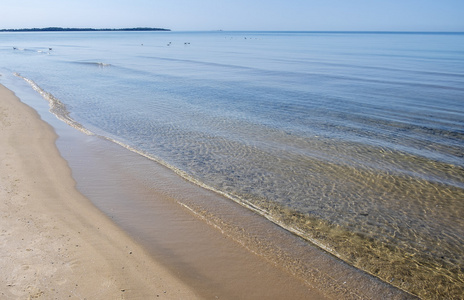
1,82 -> 420,300
0,84 -> 198,299
0,83 -> 328,300
0,82 -> 328,300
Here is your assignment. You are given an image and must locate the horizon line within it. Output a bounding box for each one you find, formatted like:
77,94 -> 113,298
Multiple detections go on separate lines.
0,27 -> 462,34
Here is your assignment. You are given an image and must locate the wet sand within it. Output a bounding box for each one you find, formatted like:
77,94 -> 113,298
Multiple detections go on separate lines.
0,84 -> 197,299
1,83 -> 417,299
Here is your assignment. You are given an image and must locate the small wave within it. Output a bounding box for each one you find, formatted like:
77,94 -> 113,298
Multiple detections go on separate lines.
75,61 -> 112,67
12,47 -> 51,54
14,73 -> 93,135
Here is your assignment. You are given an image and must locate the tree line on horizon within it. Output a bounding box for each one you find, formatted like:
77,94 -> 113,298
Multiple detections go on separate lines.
0,27 -> 170,32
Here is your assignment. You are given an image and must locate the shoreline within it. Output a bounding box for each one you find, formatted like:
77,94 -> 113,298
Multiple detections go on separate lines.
0,84 -> 197,299
0,83 -> 328,299
0,82 -> 418,299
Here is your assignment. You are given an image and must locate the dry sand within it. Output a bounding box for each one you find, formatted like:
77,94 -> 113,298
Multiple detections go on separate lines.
0,84 -> 198,299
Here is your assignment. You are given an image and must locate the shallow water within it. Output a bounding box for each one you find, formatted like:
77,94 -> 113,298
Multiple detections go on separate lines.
1,31 -> 463,298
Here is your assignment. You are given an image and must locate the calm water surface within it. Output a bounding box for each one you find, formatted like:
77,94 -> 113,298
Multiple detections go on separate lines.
1,31 -> 463,298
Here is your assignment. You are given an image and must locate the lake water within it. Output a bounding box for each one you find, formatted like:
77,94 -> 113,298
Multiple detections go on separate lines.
1,31 -> 463,298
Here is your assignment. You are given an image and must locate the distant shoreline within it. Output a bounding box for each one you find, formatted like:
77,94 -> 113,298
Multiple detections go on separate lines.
1,28 -> 461,34
0,27 -> 170,32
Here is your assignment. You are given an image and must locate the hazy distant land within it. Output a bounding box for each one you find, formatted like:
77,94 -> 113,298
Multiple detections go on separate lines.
0,27 -> 170,32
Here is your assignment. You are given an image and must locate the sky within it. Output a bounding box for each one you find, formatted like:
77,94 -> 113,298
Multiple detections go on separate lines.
0,0 -> 463,32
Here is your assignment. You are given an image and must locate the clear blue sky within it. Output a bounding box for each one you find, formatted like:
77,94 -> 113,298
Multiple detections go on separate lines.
1,0 -> 463,31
